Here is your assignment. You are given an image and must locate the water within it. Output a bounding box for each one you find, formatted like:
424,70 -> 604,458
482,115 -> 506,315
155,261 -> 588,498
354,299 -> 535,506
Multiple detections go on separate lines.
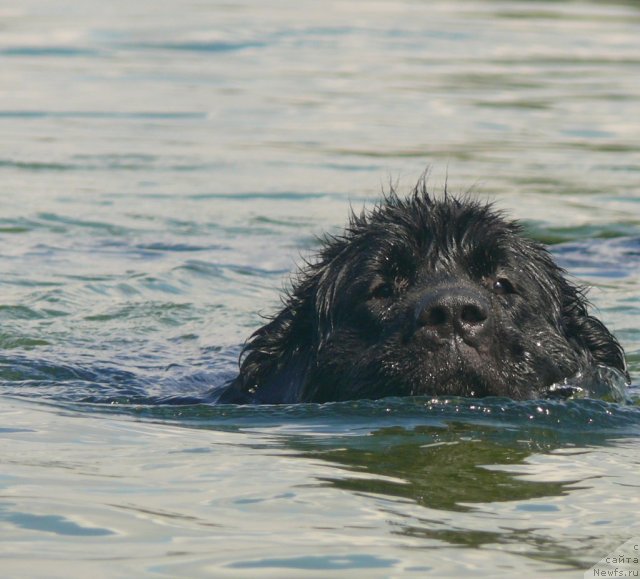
1,0 -> 639,576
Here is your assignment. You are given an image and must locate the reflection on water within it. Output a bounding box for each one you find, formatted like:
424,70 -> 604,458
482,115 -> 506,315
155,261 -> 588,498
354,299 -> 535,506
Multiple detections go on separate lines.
269,397 -> 639,515
305,430 -> 571,513
275,411 -> 640,569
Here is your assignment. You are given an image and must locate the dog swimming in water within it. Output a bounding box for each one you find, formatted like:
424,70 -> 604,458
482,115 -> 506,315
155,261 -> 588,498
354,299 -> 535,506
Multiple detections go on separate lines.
218,180 -> 629,404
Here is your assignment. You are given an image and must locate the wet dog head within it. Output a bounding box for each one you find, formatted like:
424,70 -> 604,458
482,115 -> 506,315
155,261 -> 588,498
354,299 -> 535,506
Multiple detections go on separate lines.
220,183 -> 628,403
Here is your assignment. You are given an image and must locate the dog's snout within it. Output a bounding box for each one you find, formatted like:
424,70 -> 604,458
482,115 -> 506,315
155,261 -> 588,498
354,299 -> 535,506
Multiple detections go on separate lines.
415,287 -> 491,341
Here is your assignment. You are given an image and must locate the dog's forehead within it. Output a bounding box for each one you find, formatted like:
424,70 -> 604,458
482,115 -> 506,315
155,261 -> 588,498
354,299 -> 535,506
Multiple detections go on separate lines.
364,208 -> 517,274
416,239 -> 509,281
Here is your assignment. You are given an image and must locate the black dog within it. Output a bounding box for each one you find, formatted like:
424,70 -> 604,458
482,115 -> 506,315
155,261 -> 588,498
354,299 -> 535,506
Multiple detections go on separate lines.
218,181 -> 628,404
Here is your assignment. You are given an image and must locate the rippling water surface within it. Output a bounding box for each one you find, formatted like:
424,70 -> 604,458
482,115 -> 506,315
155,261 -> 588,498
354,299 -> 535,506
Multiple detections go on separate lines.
1,1 -> 639,576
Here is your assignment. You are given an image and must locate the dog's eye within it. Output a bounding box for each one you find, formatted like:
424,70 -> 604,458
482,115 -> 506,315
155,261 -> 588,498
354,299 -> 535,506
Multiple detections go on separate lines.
492,278 -> 516,296
368,281 -> 394,300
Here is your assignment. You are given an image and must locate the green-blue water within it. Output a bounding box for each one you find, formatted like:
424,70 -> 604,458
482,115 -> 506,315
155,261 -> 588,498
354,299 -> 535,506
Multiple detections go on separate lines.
1,1 -> 639,576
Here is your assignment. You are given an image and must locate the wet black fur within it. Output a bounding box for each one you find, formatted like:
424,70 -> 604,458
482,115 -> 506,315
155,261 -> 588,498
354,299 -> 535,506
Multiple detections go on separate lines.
218,181 -> 628,404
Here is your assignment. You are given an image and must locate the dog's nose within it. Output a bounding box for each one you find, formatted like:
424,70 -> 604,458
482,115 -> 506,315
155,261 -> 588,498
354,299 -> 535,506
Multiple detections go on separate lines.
415,287 -> 491,342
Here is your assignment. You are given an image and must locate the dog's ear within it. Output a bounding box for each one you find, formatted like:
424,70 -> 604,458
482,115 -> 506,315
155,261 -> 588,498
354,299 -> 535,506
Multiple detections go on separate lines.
562,291 -> 630,383
220,278 -> 318,404
221,229 -> 357,403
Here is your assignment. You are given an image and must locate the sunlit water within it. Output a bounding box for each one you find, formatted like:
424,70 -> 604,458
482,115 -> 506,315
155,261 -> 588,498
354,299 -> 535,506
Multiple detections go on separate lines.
1,1 -> 639,576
